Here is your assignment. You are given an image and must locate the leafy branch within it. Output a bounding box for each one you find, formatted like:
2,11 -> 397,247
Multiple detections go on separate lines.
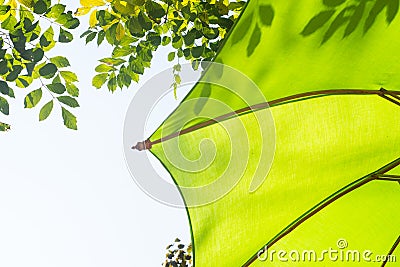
0,0 -> 80,131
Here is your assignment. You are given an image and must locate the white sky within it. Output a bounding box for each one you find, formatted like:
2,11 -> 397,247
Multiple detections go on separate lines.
0,2 -> 191,266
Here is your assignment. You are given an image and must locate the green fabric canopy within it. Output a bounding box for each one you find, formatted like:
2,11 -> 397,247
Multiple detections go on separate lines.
147,0 -> 400,266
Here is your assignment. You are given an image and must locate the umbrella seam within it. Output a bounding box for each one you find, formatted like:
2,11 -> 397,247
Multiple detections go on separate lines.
133,88 -> 400,149
242,156 -> 400,266
381,235 -> 400,267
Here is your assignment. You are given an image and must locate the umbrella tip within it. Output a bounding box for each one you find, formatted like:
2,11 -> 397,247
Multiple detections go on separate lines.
131,139 -> 152,151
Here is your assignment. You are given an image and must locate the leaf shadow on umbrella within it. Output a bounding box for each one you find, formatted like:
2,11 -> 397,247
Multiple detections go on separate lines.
231,4 -> 275,57
301,0 -> 399,44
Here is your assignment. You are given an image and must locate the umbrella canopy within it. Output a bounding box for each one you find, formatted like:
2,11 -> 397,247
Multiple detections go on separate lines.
137,0 -> 400,265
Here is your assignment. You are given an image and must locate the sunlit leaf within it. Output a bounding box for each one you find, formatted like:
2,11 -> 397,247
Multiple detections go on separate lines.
39,100 -> 53,121
57,96 -> 79,108
24,88 -> 42,108
89,10 -> 97,27
168,51 -> 175,62
92,73 -> 108,89
60,71 -> 78,82
50,56 -> 70,68
61,107 -> 77,130
116,23 -> 125,41
46,4 -> 65,18
66,82 -> 79,97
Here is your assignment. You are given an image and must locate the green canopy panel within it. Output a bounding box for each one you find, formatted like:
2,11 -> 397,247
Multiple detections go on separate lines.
145,0 -> 400,266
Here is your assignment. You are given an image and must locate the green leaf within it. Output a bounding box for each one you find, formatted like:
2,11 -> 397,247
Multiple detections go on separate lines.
66,82 -> 79,97
107,72 -> 117,92
168,52 -> 175,62
0,81 -> 14,98
50,56 -> 70,68
202,27 -> 219,40
61,107 -> 77,130
259,5 -> 274,26
247,24 -> 262,57
96,10 -> 117,26
39,63 -> 57,78
0,95 -> 9,115
59,28 -> 73,43
86,31 -> 97,44
162,36 -> 171,46
60,71 -> 78,82
6,66 -> 23,82
191,46 -> 204,58
24,88 -> 42,108
0,5 -> 10,15
80,29 -> 92,38
0,121 -> 10,131
1,15 -> 17,31
116,23 -> 125,41
31,48 -> 44,62
0,60 -> 8,75
95,63 -> 115,72
25,62 -> 35,76
33,0 -> 47,14
112,46 -> 132,57
172,36 -> 183,49
53,74 -> 62,84
57,96 -> 79,108
119,67 -> 131,87
105,23 -> 119,44
147,33 -> 161,47
47,83 -> 66,94
46,4 -> 65,18
56,11 -> 80,29
138,12 -> 152,30
112,0 -> 136,15
39,100 -> 53,121
92,73 -> 108,89
99,57 -> 126,65
127,17 -> 143,37
16,76 -> 32,88
97,30 -> 105,45
40,26 -> 54,50
174,74 -> 181,84
184,31 -> 196,46
218,17 -> 234,29
129,59 -> 144,74
145,1 -> 166,19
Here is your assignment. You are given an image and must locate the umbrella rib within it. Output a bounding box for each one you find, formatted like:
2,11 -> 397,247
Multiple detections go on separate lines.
136,88 -> 400,149
376,175 -> 400,182
381,235 -> 400,267
242,156 -> 400,267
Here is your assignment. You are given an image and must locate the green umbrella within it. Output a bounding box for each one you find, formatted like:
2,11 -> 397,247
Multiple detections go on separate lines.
133,0 -> 400,265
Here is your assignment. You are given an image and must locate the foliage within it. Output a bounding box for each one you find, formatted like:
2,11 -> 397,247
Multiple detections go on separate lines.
0,0 -> 80,130
0,0 -> 246,131
77,0 -> 246,93
163,238 -> 192,267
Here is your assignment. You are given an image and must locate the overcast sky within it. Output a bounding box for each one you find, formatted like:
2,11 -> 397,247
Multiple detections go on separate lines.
0,2 -> 191,266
